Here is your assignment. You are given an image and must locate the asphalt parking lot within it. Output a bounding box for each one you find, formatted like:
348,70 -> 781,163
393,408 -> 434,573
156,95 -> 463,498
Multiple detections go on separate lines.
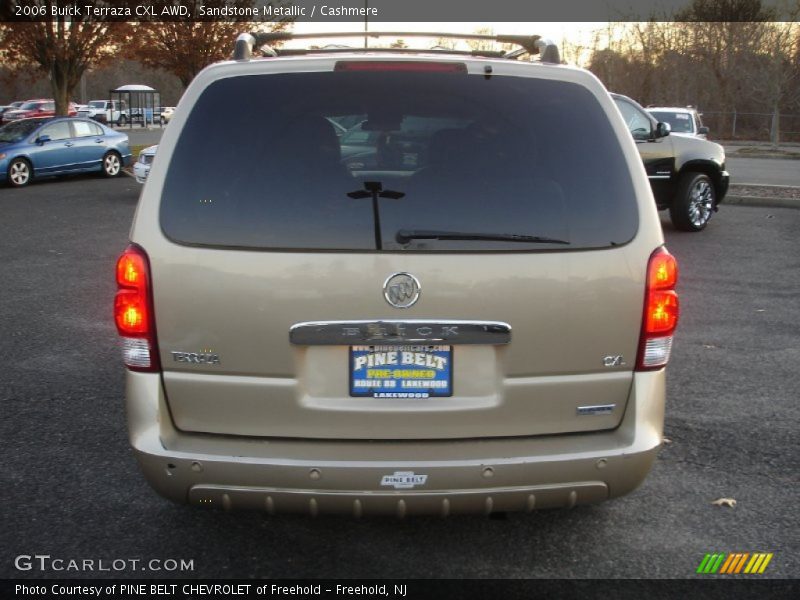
0,175 -> 798,581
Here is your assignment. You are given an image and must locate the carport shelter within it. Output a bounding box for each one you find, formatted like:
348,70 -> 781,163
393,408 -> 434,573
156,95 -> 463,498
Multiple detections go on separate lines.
110,84 -> 161,128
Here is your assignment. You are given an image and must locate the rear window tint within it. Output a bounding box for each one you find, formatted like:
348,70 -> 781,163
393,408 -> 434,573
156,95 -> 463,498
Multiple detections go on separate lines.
161,70 -> 638,251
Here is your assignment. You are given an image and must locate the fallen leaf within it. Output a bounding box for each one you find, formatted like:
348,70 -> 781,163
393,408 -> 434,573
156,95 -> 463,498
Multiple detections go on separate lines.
662,437 -> 673,444
711,497 -> 736,507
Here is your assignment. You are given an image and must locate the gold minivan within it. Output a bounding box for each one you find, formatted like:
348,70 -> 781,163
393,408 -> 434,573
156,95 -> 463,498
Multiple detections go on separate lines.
116,32 -> 679,515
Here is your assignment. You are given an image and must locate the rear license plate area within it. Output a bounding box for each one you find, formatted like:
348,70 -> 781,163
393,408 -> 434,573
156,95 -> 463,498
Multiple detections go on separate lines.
349,345 -> 453,398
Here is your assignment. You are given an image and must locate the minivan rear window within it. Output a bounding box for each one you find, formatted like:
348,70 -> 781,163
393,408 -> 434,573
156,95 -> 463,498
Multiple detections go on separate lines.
161,70 -> 638,251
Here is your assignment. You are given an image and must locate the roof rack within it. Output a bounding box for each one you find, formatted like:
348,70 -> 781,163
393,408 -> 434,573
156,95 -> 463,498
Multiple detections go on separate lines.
233,31 -> 561,64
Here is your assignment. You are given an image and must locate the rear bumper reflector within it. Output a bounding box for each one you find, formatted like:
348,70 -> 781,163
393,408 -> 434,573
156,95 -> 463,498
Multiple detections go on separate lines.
122,337 -> 153,369
641,336 -> 673,368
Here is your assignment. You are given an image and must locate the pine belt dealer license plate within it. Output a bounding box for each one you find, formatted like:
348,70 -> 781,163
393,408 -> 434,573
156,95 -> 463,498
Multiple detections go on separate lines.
349,345 -> 453,398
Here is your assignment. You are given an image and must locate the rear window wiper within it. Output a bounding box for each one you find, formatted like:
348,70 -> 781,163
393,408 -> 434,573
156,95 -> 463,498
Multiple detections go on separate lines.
396,230 -> 570,245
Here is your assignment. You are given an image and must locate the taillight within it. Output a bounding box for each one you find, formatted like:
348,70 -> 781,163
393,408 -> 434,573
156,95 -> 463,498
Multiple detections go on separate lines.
115,244 -> 160,372
636,247 -> 679,370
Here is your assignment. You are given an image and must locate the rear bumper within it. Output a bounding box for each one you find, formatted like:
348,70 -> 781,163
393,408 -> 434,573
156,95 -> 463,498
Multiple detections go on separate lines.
126,370 -> 665,515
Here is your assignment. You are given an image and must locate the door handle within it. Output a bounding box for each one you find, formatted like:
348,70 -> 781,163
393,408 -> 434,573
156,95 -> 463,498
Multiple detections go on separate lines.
64,142 -> 74,147
95,139 -> 104,143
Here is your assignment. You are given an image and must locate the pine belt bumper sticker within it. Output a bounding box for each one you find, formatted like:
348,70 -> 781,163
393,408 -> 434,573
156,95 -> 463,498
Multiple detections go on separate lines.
349,345 -> 453,398
380,472 -> 428,489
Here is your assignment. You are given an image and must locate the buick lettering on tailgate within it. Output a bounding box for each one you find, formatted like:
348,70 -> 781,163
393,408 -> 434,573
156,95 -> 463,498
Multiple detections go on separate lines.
288,320 -> 511,346
342,323 -> 458,341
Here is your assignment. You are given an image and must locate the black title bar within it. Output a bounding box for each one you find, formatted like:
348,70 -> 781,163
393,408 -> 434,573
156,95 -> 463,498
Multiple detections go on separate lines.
1,0 -> 797,23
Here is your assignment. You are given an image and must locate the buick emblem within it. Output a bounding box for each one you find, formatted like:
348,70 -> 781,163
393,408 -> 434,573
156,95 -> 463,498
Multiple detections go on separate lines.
383,273 -> 421,309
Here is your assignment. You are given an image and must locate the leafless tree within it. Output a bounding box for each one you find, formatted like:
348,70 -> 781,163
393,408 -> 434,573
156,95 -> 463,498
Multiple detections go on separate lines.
0,1 -> 133,114
129,1 -> 289,89
585,1 -> 800,140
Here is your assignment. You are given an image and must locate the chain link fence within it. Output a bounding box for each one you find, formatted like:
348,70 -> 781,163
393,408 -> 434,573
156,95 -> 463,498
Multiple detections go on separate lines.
699,111 -> 800,143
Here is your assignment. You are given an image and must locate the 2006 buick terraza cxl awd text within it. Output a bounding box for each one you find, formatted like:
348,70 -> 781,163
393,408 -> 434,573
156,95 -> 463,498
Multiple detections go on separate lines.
114,31 -> 680,516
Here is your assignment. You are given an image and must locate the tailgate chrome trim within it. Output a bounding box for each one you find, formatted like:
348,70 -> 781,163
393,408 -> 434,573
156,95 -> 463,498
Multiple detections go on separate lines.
289,320 -> 511,345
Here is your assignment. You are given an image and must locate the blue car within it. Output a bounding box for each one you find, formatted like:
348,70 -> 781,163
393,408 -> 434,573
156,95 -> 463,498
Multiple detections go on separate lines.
0,117 -> 131,187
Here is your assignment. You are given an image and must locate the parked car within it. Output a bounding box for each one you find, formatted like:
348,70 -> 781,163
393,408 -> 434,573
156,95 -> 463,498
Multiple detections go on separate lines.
324,116 -> 348,136
0,102 -> 25,124
77,100 -> 129,125
3,100 -> 77,121
338,119 -> 378,167
647,106 -> 709,139
0,117 -> 131,187
117,31 -> 680,515
1,101 -> 29,123
133,145 -> 157,183
612,93 -> 729,231
160,107 -> 175,124
340,116 -> 468,171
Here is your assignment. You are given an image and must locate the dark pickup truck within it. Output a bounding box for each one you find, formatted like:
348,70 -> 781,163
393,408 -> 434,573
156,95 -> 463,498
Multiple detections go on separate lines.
612,93 -> 730,231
